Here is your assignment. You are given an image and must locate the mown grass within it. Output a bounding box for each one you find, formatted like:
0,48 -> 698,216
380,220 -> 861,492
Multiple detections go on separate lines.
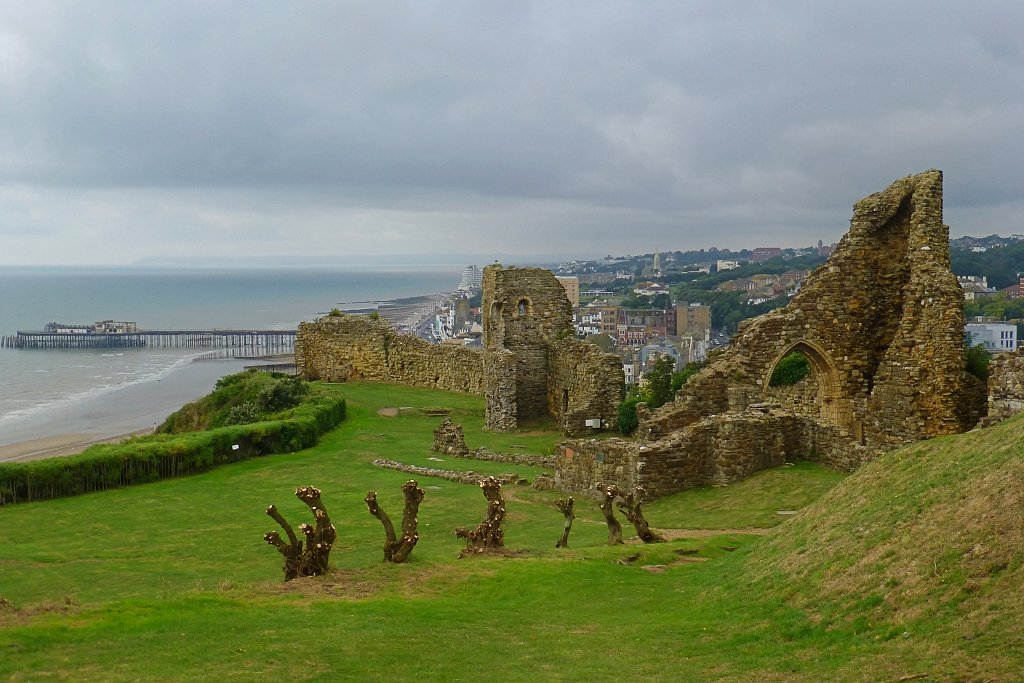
1,380 -> 1020,680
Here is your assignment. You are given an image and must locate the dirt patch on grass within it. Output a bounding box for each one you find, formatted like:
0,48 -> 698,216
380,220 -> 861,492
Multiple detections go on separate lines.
261,563 -> 499,602
377,407 -> 400,417
0,595 -> 80,627
659,527 -> 772,540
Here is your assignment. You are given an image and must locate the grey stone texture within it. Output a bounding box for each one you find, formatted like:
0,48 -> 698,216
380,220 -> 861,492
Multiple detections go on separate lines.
556,403 -> 875,498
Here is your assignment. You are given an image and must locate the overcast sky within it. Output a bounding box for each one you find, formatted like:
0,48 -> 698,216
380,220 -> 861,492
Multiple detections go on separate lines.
1,1 -> 1022,265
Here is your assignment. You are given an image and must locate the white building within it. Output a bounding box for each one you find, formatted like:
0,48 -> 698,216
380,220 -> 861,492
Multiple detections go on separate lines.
458,265 -> 483,292
966,322 -> 1017,352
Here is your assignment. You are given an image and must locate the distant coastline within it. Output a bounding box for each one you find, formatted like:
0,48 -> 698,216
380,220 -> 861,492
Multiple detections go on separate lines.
0,290 -> 446,462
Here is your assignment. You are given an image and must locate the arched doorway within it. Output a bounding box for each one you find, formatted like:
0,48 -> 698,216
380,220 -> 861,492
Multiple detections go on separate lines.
764,340 -> 849,429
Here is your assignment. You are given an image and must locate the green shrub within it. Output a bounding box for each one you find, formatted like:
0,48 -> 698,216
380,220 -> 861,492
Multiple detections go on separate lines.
617,396 -> 641,435
159,372 -> 314,433
224,401 -> 262,426
617,384 -> 650,436
258,375 -> 309,412
769,351 -> 811,386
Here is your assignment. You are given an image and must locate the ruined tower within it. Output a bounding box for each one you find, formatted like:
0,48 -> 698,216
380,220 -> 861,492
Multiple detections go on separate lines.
482,265 -> 574,429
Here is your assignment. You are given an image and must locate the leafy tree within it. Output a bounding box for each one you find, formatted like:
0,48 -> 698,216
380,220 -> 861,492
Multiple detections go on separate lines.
617,394 -> 642,435
646,355 -> 676,409
617,385 -> 651,435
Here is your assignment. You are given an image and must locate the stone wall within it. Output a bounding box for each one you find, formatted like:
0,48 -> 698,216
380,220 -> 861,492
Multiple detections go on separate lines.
548,339 -> 624,437
295,267 -> 622,438
484,349 -> 518,431
482,265 -> 623,433
985,349 -> 1024,423
483,265 -> 572,423
556,403 -> 876,498
639,170 -> 981,448
296,313 -> 485,393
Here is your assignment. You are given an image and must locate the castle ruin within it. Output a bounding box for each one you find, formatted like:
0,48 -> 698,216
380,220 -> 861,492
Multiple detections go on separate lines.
555,170 -> 987,496
295,266 -> 623,437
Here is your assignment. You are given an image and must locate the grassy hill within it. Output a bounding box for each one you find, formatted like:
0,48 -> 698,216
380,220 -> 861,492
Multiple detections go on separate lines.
1,381 -> 1021,680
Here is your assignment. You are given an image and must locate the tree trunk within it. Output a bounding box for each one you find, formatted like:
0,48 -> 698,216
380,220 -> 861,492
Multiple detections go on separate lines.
617,485 -> 665,544
455,476 -> 506,556
554,497 -> 575,548
264,485 -> 337,581
365,480 -> 425,563
596,482 -> 624,545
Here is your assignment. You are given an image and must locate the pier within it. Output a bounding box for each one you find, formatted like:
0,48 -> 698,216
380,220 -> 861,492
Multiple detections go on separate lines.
1,329 -> 296,353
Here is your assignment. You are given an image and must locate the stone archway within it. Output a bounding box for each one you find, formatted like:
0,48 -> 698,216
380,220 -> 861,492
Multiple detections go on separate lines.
765,339 -> 850,430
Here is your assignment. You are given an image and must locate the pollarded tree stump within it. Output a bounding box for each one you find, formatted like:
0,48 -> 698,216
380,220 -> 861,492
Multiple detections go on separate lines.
455,476 -> 506,556
554,497 -> 575,548
596,482 -> 624,545
264,485 -> 337,581
617,485 -> 665,544
365,480 -> 425,563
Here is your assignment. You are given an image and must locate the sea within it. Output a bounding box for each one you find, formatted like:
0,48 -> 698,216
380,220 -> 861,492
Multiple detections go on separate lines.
0,265 -> 460,450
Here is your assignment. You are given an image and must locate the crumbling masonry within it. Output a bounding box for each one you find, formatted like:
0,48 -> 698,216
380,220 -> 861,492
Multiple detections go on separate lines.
555,170 -> 987,496
295,266 -> 623,437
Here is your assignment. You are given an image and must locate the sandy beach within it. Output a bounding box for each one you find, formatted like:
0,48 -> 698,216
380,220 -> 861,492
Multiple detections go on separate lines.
0,356 -> 261,458
0,429 -> 155,463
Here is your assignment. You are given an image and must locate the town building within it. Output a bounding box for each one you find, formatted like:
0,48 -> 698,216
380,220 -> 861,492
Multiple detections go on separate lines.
633,282 -> 670,297
458,265 -> 483,293
675,302 -> 711,336
1003,275 -> 1024,300
751,247 -> 782,262
957,275 -> 997,301
555,275 -> 580,307
966,322 -> 1017,352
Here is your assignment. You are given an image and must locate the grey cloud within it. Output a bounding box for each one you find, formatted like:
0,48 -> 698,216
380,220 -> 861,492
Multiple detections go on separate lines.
0,1 -> 1022,264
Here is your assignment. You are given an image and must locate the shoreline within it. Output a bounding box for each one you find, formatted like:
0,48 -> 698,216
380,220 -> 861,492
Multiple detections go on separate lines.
0,429 -> 156,463
0,293 -> 443,464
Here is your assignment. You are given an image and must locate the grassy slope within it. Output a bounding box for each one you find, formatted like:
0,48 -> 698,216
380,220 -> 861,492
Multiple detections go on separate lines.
1,381 -> 1020,680
743,416 -> 1024,681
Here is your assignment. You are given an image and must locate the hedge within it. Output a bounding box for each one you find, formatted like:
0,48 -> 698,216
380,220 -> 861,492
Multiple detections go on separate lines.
0,394 -> 345,506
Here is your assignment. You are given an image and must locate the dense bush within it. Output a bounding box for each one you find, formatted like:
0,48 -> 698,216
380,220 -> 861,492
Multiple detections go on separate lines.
769,351 -> 811,386
0,385 -> 345,506
159,372 -> 312,433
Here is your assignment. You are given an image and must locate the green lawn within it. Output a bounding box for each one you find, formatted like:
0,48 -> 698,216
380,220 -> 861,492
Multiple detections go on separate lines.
2,380 -> 994,681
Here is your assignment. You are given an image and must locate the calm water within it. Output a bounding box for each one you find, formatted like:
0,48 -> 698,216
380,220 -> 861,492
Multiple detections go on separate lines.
0,265 -> 459,445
